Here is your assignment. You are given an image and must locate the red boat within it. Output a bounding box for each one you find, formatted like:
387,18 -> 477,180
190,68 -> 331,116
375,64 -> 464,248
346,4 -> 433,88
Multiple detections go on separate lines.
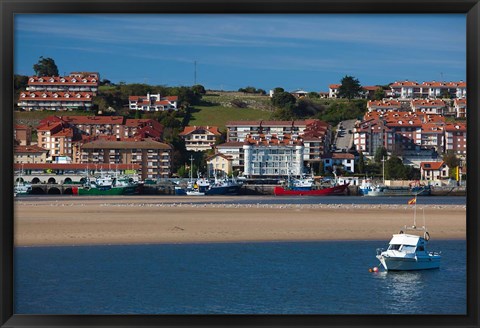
273,183 -> 350,196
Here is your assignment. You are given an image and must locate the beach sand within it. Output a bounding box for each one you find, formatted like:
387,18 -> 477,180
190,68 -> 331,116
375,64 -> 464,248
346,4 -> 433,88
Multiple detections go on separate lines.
14,196 -> 466,246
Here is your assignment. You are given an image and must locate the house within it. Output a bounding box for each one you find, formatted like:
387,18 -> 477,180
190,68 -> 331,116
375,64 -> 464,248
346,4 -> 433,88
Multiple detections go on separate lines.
420,161 -> 449,182
290,89 -> 308,98
128,93 -> 178,111
14,145 -> 49,164
328,84 -> 341,98
323,153 -> 355,174
179,126 -> 221,152
206,153 -> 233,177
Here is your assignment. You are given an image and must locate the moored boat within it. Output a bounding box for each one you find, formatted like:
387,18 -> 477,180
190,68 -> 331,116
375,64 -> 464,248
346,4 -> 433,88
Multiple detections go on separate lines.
364,184 -> 431,196
375,196 -> 441,271
72,174 -> 139,196
273,182 -> 349,196
205,177 -> 242,195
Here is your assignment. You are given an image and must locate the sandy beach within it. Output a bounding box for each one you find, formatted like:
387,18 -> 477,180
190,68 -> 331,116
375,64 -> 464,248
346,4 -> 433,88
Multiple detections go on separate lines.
14,196 -> 466,246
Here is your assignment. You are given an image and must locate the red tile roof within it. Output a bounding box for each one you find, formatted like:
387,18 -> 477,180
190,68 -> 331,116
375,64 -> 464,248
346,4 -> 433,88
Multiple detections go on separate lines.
28,76 -> 98,86
179,126 -> 221,136
19,91 -> 94,101
420,161 -> 445,170
14,145 -> 48,153
411,99 -> 446,107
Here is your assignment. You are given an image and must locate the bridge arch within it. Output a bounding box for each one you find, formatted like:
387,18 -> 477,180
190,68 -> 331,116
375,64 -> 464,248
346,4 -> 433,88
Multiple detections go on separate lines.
47,177 -> 56,184
31,187 -> 45,194
63,188 -> 74,195
31,177 -> 41,184
15,177 -> 25,183
64,177 -> 73,184
47,187 -> 61,195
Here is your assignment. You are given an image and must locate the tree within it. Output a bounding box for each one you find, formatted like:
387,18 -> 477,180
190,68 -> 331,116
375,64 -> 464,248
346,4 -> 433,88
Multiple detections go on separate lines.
192,84 -> 206,95
374,146 -> 388,164
33,56 -> 59,76
273,87 -> 284,94
308,92 -> 320,99
357,152 -> 365,174
271,91 -> 296,110
385,155 -> 407,180
443,151 -> 460,179
338,75 -> 363,100
373,87 -> 385,100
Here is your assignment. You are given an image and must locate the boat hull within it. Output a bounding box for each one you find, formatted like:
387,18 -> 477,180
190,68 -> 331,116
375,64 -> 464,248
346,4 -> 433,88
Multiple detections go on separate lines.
377,255 -> 441,271
205,185 -> 241,195
73,185 -> 138,196
364,186 -> 431,196
273,183 -> 349,196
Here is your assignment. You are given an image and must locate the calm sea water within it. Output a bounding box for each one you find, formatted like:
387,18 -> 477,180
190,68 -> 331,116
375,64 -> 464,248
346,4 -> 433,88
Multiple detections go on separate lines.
15,240 -> 466,315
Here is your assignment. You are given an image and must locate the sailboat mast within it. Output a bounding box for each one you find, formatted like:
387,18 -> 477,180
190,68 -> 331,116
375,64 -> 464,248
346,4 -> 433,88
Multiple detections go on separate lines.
413,194 -> 417,227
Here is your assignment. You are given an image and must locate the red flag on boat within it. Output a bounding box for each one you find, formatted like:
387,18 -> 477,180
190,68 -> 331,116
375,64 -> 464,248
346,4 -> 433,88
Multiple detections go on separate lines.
408,197 -> 416,205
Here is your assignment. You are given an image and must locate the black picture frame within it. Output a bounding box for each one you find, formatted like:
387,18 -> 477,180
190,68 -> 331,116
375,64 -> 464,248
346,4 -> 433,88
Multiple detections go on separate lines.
1,1 -> 479,327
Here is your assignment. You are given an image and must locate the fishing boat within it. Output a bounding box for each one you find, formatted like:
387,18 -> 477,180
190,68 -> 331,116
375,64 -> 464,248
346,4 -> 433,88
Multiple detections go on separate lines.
185,177 -> 210,196
205,176 -> 242,195
375,196 -> 441,271
14,181 -> 32,197
72,173 -> 139,196
274,183 -> 349,196
14,169 -> 32,197
363,184 -> 431,196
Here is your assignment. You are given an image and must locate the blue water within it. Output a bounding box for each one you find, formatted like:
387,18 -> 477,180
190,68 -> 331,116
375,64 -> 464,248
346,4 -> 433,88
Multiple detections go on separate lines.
15,240 -> 466,314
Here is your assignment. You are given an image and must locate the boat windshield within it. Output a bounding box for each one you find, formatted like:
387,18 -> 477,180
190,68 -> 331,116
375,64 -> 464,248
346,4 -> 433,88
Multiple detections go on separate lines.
388,244 -> 401,250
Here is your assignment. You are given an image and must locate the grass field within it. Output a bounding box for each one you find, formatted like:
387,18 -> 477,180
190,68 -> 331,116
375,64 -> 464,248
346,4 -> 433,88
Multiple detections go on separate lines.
188,105 -> 272,130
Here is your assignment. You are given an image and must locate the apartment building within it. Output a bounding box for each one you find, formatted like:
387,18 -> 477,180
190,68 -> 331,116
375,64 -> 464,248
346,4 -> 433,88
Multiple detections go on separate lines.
36,121 -> 74,162
26,73 -> 99,94
444,123 -> 467,157
179,126 -> 221,152
18,91 -> 94,111
226,119 -> 329,143
353,111 -> 448,155
411,99 -> 446,115
389,80 -> 466,99
367,100 -> 402,112
243,134 -> 304,178
75,136 -> 172,179
128,93 -> 178,111
38,115 -> 164,141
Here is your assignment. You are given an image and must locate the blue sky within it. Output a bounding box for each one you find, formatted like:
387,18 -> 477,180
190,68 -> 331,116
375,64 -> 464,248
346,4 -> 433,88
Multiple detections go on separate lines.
14,14 -> 466,92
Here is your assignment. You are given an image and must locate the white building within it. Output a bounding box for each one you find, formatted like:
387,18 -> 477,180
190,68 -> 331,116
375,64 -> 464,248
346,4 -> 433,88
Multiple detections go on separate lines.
128,93 -> 178,111
323,153 -> 355,173
243,134 -> 304,177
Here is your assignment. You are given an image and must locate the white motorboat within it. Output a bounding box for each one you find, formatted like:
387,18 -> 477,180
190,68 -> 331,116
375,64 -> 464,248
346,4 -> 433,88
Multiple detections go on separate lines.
375,196 -> 441,271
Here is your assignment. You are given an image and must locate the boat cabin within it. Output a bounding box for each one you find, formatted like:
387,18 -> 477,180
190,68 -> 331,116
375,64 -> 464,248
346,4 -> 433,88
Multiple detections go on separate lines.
388,233 -> 427,254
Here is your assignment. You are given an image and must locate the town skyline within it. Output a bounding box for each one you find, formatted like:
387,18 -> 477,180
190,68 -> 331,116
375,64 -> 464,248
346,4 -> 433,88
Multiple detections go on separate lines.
15,14 -> 466,91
